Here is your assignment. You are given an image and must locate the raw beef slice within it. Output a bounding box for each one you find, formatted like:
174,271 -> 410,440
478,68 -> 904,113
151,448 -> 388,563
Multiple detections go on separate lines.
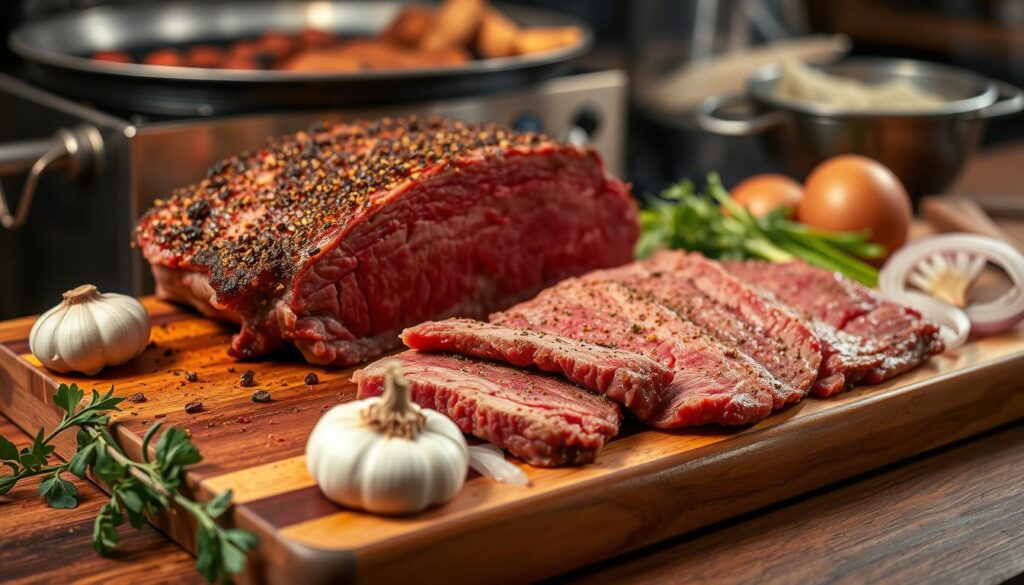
354,351 -> 622,467
402,318 -> 674,420
492,278 -> 785,427
590,251 -> 821,400
725,259 -> 943,386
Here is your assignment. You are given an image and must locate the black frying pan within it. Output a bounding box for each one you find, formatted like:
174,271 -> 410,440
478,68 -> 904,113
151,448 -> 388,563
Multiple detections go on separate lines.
8,1 -> 593,116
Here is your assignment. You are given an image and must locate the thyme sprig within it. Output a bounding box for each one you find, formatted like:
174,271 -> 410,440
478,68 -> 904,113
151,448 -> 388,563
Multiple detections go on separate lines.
0,384 -> 257,583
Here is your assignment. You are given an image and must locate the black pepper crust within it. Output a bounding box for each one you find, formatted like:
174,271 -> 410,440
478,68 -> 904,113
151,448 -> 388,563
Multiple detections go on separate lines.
135,116 -> 550,302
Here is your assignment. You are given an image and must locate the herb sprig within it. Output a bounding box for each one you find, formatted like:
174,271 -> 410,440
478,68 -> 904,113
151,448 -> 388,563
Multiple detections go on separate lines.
636,173 -> 884,286
0,384 -> 257,583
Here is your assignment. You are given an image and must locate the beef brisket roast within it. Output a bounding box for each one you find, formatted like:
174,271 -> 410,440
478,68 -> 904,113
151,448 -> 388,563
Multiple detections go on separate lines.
403,319 -> 673,420
492,278 -> 786,427
725,260 -> 944,386
354,351 -> 622,467
136,117 -> 638,366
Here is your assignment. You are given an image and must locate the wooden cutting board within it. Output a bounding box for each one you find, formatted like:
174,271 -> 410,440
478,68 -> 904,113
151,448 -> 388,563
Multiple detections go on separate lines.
2,298 -> 1023,584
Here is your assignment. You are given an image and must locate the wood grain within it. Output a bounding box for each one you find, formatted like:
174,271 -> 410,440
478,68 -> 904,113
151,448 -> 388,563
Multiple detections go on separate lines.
2,299 -> 1024,584
0,416 -> 199,585
562,422 -> 1024,585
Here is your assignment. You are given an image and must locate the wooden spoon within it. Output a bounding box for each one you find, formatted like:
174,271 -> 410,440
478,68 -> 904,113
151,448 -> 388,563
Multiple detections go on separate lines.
920,195 -> 1024,254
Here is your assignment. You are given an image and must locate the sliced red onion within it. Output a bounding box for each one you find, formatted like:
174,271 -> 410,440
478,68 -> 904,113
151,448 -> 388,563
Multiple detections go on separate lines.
468,444 -> 529,486
880,234 -> 1024,339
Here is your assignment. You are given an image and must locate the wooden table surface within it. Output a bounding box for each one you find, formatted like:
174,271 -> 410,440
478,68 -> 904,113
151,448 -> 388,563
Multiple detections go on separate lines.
3,145 -> 1024,584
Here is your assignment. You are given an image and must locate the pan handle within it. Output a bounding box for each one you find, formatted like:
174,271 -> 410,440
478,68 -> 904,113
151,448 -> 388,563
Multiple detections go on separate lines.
979,80 -> 1024,119
0,126 -> 104,230
695,92 -> 787,136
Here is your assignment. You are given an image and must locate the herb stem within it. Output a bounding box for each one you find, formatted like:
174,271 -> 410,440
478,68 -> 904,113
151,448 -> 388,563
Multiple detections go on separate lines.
13,463 -> 64,479
85,427 -> 173,499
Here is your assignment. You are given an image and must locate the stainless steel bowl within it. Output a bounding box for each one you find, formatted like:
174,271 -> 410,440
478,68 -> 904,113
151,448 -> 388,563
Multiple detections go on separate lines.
695,58 -> 1024,197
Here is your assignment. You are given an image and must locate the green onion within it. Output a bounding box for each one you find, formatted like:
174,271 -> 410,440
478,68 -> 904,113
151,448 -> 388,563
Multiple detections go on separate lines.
637,174 -> 882,286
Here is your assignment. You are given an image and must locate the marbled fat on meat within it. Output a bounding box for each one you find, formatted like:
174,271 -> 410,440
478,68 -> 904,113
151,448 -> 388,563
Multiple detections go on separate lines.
725,259 -> 944,387
354,351 -> 622,467
491,278 -> 785,427
402,318 -> 673,420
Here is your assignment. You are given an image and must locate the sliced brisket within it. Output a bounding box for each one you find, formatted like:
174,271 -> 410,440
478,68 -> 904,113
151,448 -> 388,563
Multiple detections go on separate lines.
590,251 -> 821,401
491,278 -> 783,427
402,319 -> 674,421
725,260 -> 944,386
354,351 -> 622,467
136,117 -> 638,366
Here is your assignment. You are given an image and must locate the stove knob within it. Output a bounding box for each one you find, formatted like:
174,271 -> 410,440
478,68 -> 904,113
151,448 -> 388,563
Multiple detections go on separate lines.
566,106 -> 601,146
512,113 -> 543,134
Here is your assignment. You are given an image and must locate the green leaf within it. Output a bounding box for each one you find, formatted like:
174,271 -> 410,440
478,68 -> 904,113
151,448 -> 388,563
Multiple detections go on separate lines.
140,421 -> 163,464
93,449 -> 125,486
68,442 -> 96,480
39,472 -> 78,509
204,489 -> 233,519
18,450 -> 44,472
76,428 -> 92,449
92,501 -> 121,555
195,525 -> 220,583
53,383 -> 84,416
155,427 -> 201,486
3,461 -> 18,475
0,434 -> 18,461
90,387 -> 124,413
0,474 -> 16,495
116,481 -> 151,529
117,482 -> 145,514
31,427 -> 55,458
224,528 -> 259,551
219,533 -> 249,577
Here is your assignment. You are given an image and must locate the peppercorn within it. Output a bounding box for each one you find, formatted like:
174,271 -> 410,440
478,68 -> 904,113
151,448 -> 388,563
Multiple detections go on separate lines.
240,370 -> 256,387
136,117 -> 546,298
251,390 -> 272,403
127,392 -> 147,403
184,371 -> 199,382
184,400 -> 203,414
304,372 -> 319,385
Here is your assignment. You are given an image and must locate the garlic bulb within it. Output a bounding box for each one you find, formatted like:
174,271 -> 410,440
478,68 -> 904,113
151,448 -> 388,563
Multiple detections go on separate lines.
29,284 -> 151,375
306,362 -> 468,515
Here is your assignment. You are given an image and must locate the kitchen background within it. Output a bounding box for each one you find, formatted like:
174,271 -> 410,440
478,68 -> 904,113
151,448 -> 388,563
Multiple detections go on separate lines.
1,0 -> 1023,319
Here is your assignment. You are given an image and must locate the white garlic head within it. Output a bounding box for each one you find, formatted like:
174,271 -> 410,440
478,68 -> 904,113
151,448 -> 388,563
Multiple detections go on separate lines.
29,284 -> 151,375
306,363 -> 468,515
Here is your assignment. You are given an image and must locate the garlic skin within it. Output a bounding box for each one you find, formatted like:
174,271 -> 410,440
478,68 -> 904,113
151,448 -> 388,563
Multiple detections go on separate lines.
306,364 -> 468,515
29,284 -> 151,375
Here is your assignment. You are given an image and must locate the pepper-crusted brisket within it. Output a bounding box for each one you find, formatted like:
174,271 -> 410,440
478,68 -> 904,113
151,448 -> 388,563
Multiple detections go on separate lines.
136,117 -> 639,365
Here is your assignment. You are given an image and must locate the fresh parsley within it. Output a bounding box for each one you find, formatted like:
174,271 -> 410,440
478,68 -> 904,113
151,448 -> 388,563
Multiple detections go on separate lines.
637,173 -> 884,286
0,383 -> 257,583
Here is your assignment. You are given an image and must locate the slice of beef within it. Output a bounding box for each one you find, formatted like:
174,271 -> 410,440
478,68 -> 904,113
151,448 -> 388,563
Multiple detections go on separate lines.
354,351 -> 621,467
136,117 -> 638,366
402,318 -> 673,420
725,260 -> 944,385
492,278 -> 783,427
797,321 -> 886,396
589,251 -> 821,401
638,253 -> 873,397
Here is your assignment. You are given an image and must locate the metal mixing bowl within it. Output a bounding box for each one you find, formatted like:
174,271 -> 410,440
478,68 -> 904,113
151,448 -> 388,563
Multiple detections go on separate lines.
695,58 -> 1024,197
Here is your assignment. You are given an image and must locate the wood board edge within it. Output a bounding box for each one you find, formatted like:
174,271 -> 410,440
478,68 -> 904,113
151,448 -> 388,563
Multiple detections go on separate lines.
264,351 -> 1024,584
